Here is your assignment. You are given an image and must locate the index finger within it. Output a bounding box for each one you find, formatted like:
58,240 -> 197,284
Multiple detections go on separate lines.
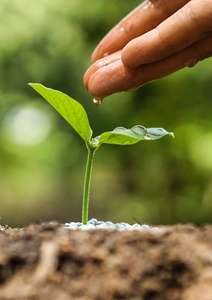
91,0 -> 190,63
88,35 -> 212,99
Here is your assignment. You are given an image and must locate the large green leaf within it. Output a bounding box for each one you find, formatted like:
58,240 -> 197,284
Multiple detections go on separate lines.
96,125 -> 174,146
29,83 -> 92,143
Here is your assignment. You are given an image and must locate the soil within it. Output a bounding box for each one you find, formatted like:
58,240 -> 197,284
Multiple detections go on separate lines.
0,222 -> 212,300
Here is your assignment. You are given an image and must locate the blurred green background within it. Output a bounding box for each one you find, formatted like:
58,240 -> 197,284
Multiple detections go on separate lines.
0,0 -> 212,227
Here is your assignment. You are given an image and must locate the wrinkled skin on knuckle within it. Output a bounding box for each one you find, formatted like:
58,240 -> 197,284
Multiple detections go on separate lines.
91,0 -> 188,63
188,0 -> 212,31
201,0 -> 212,14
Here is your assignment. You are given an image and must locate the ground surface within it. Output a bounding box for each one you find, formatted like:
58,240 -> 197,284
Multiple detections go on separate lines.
0,222 -> 212,300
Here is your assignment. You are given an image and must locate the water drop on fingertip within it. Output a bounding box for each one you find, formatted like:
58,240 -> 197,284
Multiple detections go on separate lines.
93,98 -> 103,106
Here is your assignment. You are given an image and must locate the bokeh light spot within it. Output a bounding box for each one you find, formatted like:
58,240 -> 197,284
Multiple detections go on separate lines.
3,106 -> 52,146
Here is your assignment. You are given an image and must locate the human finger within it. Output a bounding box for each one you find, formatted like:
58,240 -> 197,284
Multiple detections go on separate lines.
122,0 -> 212,67
91,0 -> 190,63
83,51 -> 121,90
88,35 -> 212,99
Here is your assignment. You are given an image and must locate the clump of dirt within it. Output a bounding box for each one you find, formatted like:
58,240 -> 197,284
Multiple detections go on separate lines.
0,222 -> 212,300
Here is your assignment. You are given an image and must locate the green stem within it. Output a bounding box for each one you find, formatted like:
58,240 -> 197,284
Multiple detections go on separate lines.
82,147 -> 96,224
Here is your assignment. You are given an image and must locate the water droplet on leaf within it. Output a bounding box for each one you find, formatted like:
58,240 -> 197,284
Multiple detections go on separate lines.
92,138 -> 100,148
113,127 -> 126,132
144,135 -> 151,140
132,125 -> 147,135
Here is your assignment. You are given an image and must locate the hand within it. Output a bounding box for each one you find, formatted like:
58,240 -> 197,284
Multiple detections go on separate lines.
83,0 -> 212,100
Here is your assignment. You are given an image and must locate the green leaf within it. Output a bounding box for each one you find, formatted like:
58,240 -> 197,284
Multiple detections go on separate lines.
29,83 -> 92,144
96,125 -> 174,146
146,127 -> 175,140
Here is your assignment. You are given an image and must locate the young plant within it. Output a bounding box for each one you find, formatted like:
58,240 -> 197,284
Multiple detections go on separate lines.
29,83 -> 174,224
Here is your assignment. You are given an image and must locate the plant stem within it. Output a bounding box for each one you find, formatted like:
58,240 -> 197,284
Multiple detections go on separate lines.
82,147 -> 96,224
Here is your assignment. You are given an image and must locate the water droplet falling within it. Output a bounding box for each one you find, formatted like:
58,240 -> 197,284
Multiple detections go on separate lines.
93,98 -> 102,106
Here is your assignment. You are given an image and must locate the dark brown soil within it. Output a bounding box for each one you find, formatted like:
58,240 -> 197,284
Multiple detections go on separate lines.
0,222 -> 212,300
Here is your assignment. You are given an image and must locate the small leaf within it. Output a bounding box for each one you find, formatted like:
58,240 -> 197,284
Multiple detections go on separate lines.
96,125 -> 174,146
29,83 -> 92,144
146,127 -> 175,140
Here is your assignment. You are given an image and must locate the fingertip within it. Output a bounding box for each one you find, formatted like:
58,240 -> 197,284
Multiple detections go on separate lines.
83,62 -> 101,90
87,60 -> 134,99
87,66 -> 120,99
83,71 -> 89,90
84,52 -> 122,90
121,41 -> 140,68
84,60 -> 108,90
87,70 -> 108,99
91,44 -> 109,63
121,46 -> 131,67
91,47 -> 100,64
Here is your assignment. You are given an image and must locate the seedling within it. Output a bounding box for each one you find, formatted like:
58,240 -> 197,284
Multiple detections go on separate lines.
29,84 -> 174,224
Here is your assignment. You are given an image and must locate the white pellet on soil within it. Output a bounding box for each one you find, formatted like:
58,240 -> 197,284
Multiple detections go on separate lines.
65,218 -> 158,231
